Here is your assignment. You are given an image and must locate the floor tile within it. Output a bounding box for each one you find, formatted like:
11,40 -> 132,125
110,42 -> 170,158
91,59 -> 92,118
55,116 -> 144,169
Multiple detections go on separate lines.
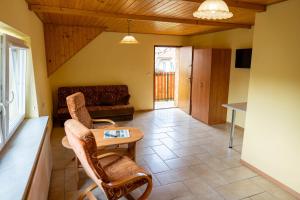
202,157 -> 232,171
250,192 -> 280,200
136,147 -> 155,156
217,166 -> 257,183
250,176 -> 297,200
190,164 -> 229,188
143,154 -> 170,173
151,145 -> 178,160
184,177 -> 218,196
216,179 -> 264,200
159,137 -> 182,150
165,156 -> 202,169
156,168 -> 198,185
149,182 -> 191,200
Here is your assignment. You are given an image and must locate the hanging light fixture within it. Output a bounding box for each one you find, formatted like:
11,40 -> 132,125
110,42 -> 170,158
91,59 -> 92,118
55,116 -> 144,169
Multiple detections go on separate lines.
193,0 -> 233,20
120,19 -> 138,44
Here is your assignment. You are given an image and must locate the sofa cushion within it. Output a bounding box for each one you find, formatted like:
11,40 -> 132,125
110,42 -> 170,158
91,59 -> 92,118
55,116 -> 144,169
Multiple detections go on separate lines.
98,93 -> 117,106
57,85 -> 130,108
57,105 -> 134,118
88,105 -> 134,117
116,94 -> 130,105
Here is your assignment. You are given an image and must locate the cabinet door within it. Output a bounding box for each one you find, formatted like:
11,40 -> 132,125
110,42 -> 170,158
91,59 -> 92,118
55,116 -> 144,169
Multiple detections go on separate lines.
191,49 -> 211,123
209,49 -> 231,124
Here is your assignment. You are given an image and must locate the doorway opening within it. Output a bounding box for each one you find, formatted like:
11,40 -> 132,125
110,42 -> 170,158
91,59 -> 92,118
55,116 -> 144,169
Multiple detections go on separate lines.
154,46 -> 193,112
154,47 -> 177,109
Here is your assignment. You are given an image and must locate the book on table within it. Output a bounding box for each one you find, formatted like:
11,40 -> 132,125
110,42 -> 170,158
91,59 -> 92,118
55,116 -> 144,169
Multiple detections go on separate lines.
104,129 -> 130,138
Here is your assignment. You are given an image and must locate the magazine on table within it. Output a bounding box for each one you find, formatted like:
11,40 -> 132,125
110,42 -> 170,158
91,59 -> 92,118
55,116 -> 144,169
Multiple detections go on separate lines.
104,129 -> 130,138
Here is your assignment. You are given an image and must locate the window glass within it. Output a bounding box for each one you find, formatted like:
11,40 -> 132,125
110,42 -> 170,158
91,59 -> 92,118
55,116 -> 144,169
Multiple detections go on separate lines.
0,34 -> 27,149
8,47 -> 26,136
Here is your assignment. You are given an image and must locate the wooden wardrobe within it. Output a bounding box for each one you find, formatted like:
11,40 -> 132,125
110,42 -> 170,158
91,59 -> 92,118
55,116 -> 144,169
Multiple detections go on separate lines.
191,48 -> 231,125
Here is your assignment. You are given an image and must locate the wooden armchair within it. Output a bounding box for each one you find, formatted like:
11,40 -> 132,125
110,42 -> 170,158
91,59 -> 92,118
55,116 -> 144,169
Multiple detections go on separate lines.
66,92 -> 116,129
64,119 -> 152,200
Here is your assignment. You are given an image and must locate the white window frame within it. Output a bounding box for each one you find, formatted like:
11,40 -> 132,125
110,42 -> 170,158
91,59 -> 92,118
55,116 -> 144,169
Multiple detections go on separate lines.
0,34 -> 28,150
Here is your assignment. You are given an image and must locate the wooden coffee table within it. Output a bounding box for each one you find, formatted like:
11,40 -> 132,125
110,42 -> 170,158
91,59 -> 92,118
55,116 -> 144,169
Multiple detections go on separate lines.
62,127 -> 144,161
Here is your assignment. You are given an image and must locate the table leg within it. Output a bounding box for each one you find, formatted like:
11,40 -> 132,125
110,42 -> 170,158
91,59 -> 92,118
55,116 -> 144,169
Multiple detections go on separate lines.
229,109 -> 236,148
75,157 -> 80,189
128,142 -> 136,161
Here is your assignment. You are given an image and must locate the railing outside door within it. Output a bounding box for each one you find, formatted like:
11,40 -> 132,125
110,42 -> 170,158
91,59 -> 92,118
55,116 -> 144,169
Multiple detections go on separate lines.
154,72 -> 175,101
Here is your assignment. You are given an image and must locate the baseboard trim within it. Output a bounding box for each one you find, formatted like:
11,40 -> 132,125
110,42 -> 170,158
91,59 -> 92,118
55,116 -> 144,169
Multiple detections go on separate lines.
135,109 -> 153,112
240,159 -> 300,199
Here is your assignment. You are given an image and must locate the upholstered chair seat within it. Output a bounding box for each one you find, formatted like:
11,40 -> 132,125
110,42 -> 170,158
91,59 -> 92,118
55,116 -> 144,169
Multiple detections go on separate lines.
99,155 -> 149,182
64,119 -> 152,200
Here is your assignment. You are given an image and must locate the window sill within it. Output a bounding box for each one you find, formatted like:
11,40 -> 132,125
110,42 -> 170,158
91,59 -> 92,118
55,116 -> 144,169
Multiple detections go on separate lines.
0,116 -> 49,199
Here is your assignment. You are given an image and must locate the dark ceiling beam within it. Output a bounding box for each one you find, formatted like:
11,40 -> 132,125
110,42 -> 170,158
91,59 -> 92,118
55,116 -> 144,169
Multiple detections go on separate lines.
29,5 -> 252,29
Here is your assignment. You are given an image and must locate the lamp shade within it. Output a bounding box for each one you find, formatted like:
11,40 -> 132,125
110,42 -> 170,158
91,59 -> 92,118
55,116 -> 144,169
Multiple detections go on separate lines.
120,35 -> 139,44
193,0 -> 233,20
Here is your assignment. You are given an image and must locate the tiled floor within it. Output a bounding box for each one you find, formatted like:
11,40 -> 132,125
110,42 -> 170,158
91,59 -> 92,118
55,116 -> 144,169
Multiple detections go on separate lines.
48,108 -> 296,200
154,101 -> 176,109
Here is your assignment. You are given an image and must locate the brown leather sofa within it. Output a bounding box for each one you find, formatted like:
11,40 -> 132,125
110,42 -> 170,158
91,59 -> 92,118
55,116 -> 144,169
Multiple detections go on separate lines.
56,85 -> 134,125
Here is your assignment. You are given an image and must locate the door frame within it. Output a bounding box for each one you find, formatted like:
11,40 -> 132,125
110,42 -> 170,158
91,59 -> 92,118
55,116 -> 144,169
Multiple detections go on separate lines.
159,46 -> 193,115
153,45 -> 182,110
189,46 -> 194,115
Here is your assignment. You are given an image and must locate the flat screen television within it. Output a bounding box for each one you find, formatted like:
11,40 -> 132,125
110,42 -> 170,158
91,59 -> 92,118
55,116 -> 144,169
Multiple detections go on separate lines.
235,48 -> 252,68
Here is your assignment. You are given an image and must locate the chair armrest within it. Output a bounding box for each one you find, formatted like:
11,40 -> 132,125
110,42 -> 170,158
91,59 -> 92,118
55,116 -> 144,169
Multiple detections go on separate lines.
92,152 -> 123,159
92,119 -> 116,125
102,172 -> 152,188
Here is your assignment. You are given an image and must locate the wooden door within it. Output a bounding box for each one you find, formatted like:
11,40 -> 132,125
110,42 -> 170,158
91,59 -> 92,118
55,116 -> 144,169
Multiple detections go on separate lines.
209,49 -> 231,124
191,49 -> 212,123
177,46 -> 193,114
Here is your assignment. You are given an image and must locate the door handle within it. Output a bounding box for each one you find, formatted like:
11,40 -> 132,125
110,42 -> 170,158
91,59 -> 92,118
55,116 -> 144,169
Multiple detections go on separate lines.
6,91 -> 14,104
200,82 -> 204,88
0,102 -> 6,116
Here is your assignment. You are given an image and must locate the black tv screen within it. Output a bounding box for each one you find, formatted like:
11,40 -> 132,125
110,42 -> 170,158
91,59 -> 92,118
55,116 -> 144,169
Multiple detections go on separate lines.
235,48 -> 252,68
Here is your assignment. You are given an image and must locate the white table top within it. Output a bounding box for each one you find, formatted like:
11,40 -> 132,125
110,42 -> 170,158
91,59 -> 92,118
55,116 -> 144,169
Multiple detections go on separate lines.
222,102 -> 247,112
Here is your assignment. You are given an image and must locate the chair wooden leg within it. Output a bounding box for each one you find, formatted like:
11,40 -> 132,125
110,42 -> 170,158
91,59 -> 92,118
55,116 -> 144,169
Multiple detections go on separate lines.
78,182 -> 98,200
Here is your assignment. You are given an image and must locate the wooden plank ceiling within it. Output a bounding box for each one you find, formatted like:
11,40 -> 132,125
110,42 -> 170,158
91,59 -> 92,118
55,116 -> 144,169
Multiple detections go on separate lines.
26,0 -> 285,36
25,0 -> 285,76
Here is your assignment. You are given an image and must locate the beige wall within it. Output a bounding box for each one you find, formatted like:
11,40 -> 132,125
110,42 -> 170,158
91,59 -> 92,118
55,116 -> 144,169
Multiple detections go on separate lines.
0,0 -> 52,118
49,29 -> 252,123
242,0 -> 300,194
50,32 -> 186,112
189,29 -> 253,127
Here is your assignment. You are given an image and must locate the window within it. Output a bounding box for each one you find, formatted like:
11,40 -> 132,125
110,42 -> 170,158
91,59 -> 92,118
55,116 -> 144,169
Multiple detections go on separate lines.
0,34 -> 27,150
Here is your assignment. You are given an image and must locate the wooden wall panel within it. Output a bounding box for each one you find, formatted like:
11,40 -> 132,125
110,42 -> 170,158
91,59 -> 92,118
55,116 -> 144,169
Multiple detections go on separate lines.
27,128 -> 52,200
44,24 -> 104,76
